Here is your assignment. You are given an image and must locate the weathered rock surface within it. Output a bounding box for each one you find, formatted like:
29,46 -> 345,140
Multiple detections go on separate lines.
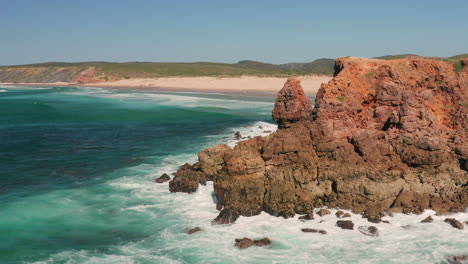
337,220 -> 355,230
169,163 -> 206,193
272,77 -> 313,128
444,218 -> 464,230
234,237 -> 271,249
155,173 -> 170,183
171,57 -> 468,224
298,212 -> 314,220
317,209 -> 331,217
421,216 -> 434,223
358,226 -> 379,237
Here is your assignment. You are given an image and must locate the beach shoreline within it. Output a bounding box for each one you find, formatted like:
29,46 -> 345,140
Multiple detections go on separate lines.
0,75 -> 331,95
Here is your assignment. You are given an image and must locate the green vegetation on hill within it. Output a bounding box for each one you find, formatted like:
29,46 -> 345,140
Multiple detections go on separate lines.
0,54 -> 466,83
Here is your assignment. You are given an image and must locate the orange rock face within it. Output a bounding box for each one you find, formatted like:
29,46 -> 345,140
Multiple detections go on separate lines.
272,77 -> 313,128
170,57 -> 468,223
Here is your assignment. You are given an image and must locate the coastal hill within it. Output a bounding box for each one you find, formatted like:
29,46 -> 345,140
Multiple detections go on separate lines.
0,54 -> 467,84
168,56 -> 468,224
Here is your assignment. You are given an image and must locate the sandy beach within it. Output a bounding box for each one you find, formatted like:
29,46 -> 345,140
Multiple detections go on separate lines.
0,75 -> 332,95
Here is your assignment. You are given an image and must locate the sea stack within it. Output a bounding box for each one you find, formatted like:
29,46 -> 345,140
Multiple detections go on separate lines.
171,57 -> 468,223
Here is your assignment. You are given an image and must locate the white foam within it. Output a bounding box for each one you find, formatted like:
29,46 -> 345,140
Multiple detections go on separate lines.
0,89 -> 7,92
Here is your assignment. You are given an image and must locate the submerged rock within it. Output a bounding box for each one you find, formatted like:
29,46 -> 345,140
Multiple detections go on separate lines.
336,220 -> 354,230
186,227 -> 202,234
358,226 -> 379,237
444,218 -> 464,230
421,216 -> 434,223
234,237 -> 271,248
301,228 -> 327,234
234,238 -> 254,249
155,173 -> 170,183
234,131 -> 242,140
445,255 -> 468,264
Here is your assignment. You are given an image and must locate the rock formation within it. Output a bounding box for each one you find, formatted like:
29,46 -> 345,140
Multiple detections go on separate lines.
170,57 -> 468,224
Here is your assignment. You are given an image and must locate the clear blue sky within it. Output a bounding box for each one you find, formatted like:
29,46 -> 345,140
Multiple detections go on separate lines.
2,0 -> 467,65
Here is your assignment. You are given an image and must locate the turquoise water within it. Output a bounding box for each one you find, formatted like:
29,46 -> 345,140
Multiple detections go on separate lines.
0,86 -> 466,264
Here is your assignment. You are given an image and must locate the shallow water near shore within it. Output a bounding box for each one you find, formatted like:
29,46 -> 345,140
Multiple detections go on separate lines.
0,86 -> 466,264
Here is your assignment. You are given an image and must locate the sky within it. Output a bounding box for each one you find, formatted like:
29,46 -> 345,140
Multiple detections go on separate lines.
1,0 -> 467,65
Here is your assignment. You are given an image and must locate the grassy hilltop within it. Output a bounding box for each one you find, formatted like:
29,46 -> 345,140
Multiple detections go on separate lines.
0,54 -> 466,83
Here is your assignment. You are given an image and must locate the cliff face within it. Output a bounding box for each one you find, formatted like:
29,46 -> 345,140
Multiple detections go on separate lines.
0,66 -> 104,83
170,57 -> 468,223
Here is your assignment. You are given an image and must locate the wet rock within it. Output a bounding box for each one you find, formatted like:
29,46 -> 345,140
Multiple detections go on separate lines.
317,209 -> 331,217
234,237 -> 271,248
298,212 -> 314,220
253,237 -> 272,246
263,130 -> 272,133
234,238 -> 254,249
382,220 -> 390,224
155,173 -> 170,183
444,218 -> 464,230
445,255 -> 468,264
335,210 -> 344,218
358,226 -> 379,237
336,220 -> 354,230
342,213 -> 352,218
421,216 -> 433,223
301,228 -> 327,234
212,209 -> 240,225
169,163 -> 207,193
234,131 -> 242,140
186,227 -> 202,234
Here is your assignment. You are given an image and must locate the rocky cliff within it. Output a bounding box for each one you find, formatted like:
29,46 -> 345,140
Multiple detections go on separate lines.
169,57 -> 468,223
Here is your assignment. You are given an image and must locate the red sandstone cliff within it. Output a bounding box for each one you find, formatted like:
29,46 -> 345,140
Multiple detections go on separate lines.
169,57 -> 468,223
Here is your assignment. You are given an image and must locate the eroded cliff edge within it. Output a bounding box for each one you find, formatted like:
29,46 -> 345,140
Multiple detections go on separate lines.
169,57 -> 468,223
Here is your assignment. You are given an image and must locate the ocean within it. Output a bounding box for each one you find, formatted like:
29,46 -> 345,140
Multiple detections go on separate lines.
0,85 -> 466,264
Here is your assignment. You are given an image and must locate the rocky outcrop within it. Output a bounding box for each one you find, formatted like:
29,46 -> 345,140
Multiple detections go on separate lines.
358,226 -> 379,237
336,220 -> 354,230
272,77 -> 313,128
171,57 -> 468,224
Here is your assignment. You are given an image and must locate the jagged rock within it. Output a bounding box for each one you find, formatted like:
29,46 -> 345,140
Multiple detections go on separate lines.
171,57 -> 468,223
253,237 -> 272,246
363,210 -> 383,223
168,163 -> 207,193
301,228 -> 327,234
444,218 -> 464,230
155,173 -> 170,183
234,237 -> 271,248
317,209 -> 331,217
298,211 -> 314,220
272,77 -> 313,128
342,213 -> 351,218
445,255 -> 468,264
234,238 -> 254,249
212,209 -> 240,225
358,226 -> 379,237
234,131 -> 242,140
336,220 -> 354,230
335,210 -> 344,218
186,227 -> 202,234
421,216 -> 433,223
